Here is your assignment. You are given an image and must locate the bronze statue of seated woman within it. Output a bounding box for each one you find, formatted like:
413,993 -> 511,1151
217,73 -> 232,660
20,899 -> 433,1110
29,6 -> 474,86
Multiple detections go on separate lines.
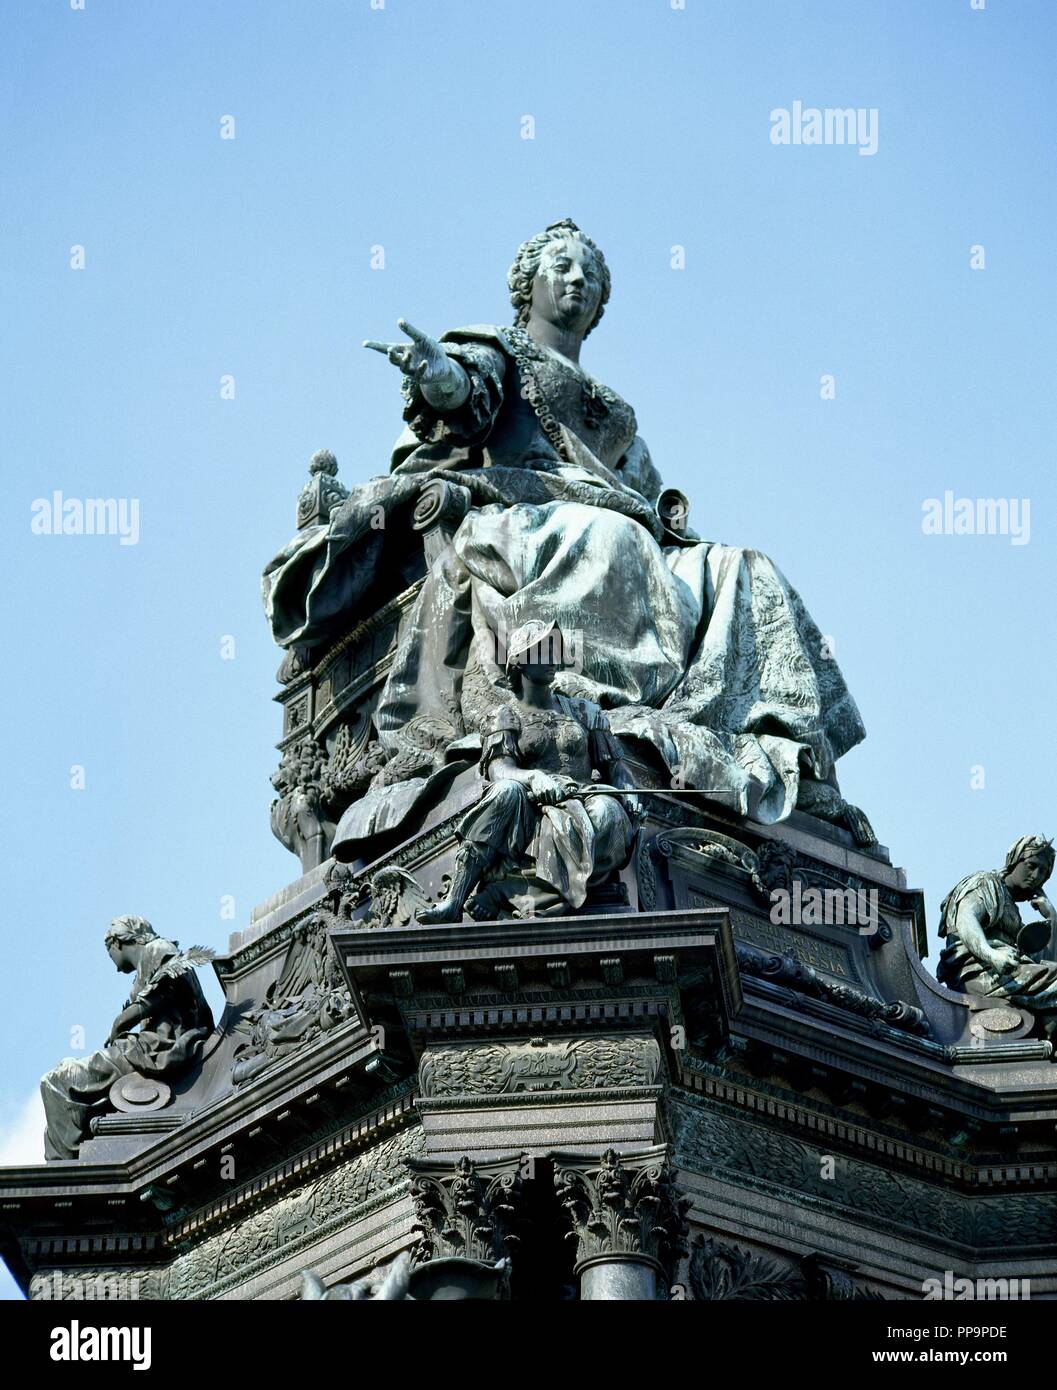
937,835 -> 1057,1039
40,918 -> 214,1160
418,621 -> 639,922
266,218 -> 875,851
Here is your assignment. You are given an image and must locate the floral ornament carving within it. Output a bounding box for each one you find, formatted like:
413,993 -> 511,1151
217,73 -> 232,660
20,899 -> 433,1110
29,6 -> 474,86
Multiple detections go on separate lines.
406,1155 -> 526,1266
553,1146 -> 688,1277
687,1236 -> 883,1301
418,1036 -> 661,1098
688,1236 -> 804,1301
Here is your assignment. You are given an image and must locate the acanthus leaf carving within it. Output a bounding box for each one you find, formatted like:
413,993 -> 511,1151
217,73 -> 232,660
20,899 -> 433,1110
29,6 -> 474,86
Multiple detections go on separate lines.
406,1154 -> 527,1266
552,1146 -> 688,1279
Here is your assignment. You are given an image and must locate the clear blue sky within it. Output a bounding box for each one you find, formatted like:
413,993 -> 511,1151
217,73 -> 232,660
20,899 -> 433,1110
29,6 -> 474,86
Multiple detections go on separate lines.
1,0 -> 1054,1299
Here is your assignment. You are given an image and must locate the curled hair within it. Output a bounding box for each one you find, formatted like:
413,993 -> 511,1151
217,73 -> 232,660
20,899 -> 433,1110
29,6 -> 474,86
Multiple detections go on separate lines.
104,915 -> 158,948
507,218 -> 611,337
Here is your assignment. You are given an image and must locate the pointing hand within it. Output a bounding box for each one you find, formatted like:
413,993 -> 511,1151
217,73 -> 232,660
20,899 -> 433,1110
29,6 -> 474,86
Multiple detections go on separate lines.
364,320 -> 470,409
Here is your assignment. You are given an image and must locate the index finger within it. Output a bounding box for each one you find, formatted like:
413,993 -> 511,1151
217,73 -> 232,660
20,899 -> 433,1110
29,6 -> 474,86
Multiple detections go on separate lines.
396,318 -> 431,345
363,339 -> 396,355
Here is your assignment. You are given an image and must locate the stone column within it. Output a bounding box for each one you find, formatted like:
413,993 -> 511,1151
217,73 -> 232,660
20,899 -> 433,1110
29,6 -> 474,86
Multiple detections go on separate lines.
552,1145 -> 688,1301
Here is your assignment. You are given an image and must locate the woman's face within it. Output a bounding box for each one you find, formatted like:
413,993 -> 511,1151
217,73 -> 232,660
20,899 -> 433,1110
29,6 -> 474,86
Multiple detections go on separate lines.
520,660 -> 559,688
107,940 -> 134,972
529,237 -> 603,335
1007,853 -> 1052,896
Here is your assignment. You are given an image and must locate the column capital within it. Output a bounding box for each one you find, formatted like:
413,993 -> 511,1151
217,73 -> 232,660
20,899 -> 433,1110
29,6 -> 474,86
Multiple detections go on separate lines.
552,1144 -> 689,1281
406,1152 -> 527,1266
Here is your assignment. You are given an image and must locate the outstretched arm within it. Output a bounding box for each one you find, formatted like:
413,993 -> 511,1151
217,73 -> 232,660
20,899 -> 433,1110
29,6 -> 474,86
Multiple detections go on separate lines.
364,319 -> 470,412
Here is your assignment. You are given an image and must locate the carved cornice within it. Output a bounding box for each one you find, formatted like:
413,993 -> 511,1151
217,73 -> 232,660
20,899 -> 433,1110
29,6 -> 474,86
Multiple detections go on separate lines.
418,1087 -> 665,1112
91,1112 -> 188,1138
677,1061 -> 1057,1189
335,910 -> 742,1041
23,1117 -> 423,1302
167,1124 -> 425,1300
24,1232 -> 166,1265
0,1035 -> 413,1259
724,988 -> 1057,1131
736,940 -> 929,1036
671,1090 -> 1057,1252
163,1089 -> 419,1250
30,1266 -> 168,1302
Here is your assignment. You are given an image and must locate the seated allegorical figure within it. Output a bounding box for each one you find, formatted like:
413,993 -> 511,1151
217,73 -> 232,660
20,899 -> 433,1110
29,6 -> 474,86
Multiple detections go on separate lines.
936,835 -> 1057,1036
40,917 -> 214,1160
418,621 -> 639,922
265,218 -> 874,843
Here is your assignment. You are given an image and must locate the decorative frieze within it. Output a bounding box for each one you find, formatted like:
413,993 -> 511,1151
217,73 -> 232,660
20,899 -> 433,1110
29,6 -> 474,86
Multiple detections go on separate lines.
166,1125 -> 425,1300
418,1036 -> 662,1098
671,1092 -> 1057,1250
30,1266 -> 167,1303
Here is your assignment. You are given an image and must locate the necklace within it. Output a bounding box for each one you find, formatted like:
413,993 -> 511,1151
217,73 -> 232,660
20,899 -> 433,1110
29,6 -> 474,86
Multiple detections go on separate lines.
504,326 -> 568,458
504,325 -> 626,453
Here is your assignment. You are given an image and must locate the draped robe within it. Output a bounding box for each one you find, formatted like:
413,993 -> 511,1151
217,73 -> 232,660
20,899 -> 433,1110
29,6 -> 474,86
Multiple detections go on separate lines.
263,326 -> 867,846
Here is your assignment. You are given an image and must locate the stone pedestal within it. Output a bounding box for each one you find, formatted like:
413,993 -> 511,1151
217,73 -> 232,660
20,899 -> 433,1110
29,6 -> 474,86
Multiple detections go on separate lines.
5,809 -> 1057,1301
